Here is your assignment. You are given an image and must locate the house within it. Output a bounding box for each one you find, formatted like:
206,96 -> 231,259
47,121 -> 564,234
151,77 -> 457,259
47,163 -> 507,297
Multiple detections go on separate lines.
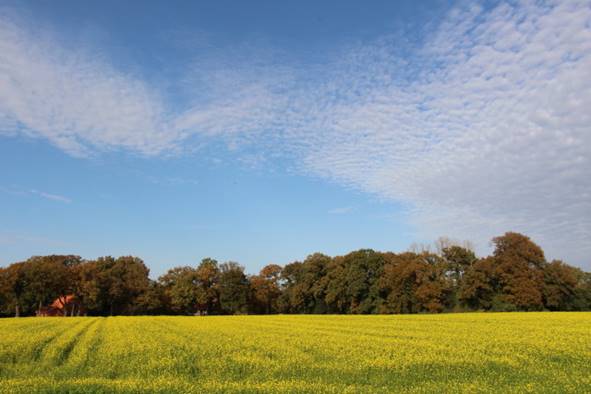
36,295 -> 85,317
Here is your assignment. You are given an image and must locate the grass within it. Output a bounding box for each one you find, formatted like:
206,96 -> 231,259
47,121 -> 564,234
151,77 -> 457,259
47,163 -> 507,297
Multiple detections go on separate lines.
0,312 -> 589,393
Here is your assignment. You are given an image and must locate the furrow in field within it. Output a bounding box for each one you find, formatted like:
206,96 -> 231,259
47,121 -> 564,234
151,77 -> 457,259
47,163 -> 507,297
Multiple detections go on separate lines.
79,317 -> 107,369
0,318 -> 68,364
58,317 -> 105,370
30,319 -> 84,362
38,318 -> 97,366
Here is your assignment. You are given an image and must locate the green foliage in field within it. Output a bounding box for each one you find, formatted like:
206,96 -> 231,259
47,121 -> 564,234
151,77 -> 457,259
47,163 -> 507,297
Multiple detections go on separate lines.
0,313 -> 589,393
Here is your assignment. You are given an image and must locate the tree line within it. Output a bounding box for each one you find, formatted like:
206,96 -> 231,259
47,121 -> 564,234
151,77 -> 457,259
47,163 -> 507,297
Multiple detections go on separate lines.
1,232 -> 590,317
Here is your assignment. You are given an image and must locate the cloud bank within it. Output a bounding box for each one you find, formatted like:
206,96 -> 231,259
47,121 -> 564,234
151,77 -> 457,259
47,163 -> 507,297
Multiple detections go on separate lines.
289,1 -> 591,264
0,1 -> 589,265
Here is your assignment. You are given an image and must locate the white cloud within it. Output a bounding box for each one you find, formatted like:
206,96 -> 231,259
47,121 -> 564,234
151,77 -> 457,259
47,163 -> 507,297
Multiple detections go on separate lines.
0,1 -> 590,266
283,0 -> 591,266
0,14 -> 290,155
0,15 -> 179,156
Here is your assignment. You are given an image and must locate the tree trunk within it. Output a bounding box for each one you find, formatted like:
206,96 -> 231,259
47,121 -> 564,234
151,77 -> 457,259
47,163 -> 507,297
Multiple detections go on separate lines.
15,303 -> 20,318
38,300 -> 43,316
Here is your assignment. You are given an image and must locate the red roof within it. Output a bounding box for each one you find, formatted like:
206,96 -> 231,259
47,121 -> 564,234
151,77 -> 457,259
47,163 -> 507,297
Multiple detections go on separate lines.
51,295 -> 76,310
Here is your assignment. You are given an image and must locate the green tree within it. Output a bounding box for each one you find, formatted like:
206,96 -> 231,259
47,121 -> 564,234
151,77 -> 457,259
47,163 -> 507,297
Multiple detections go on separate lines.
72,260 -> 101,314
298,253 -> 331,314
23,255 -> 81,315
218,262 -> 250,314
279,254 -> 331,314
135,281 -> 168,315
195,258 -> 220,315
573,272 -> 591,310
441,246 -> 477,309
543,260 -> 580,310
90,256 -> 150,315
277,261 -> 305,313
325,250 -> 385,314
0,262 -> 27,317
459,257 -> 497,310
442,246 -> 476,282
159,266 -> 200,315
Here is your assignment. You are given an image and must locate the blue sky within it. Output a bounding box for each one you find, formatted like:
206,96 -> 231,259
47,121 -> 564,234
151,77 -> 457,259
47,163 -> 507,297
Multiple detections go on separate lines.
1,0 -> 590,275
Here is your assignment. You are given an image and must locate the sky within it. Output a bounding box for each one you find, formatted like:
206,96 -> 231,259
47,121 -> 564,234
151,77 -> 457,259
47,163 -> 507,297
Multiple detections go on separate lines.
0,0 -> 589,276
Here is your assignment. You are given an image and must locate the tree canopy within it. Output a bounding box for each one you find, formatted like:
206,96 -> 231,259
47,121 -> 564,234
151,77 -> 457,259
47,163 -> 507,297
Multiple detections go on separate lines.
1,232 -> 589,316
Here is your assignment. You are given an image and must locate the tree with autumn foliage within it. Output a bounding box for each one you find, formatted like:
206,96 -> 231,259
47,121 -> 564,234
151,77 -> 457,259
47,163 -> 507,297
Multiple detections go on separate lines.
380,252 -> 451,313
543,260 -> 583,311
1,231 -> 590,316
250,264 -> 282,314
491,232 -> 546,310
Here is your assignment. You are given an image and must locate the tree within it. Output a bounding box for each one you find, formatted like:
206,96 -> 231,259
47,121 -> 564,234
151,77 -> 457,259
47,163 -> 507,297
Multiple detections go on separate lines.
0,262 -> 27,317
380,252 -> 449,313
573,272 -> 591,310
0,230 -> 588,316
298,253 -> 331,314
135,281 -> 168,315
491,232 -> 546,310
416,255 -> 453,313
493,232 -> 546,269
459,257 -> 497,310
442,246 -> 477,282
278,254 -> 332,314
72,260 -> 101,314
543,260 -> 580,310
23,255 -> 80,316
277,261 -> 305,313
159,266 -> 200,315
324,250 -> 385,314
218,262 -> 250,314
195,258 -> 220,315
0,267 -> 7,316
89,256 -> 150,315
441,246 -> 477,310
250,264 -> 282,314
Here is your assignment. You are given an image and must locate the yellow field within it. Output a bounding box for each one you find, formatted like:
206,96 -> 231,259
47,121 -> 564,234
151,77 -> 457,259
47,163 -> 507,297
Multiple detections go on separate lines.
0,313 -> 589,393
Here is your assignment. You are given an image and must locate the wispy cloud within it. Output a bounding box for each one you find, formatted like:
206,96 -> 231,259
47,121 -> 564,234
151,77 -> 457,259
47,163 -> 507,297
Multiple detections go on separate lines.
1,186 -> 72,203
0,1 -> 590,265
30,189 -> 72,204
328,207 -> 354,215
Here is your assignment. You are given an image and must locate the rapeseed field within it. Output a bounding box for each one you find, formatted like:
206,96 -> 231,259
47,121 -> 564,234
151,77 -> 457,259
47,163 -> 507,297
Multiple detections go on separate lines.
0,313 -> 589,393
